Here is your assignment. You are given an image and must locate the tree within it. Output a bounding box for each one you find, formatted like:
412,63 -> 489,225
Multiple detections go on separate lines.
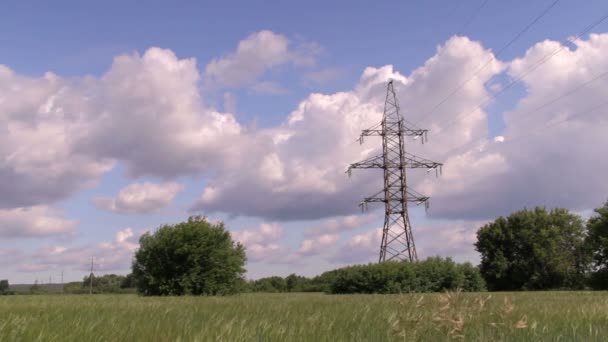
132,216 -> 246,296
121,273 -> 137,289
585,201 -> 608,289
82,274 -> 126,293
285,274 -> 307,292
475,207 -> 588,291
0,280 -> 8,294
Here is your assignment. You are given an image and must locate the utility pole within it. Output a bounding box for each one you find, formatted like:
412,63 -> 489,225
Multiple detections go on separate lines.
89,256 -> 94,295
348,80 -> 442,262
61,270 -> 64,294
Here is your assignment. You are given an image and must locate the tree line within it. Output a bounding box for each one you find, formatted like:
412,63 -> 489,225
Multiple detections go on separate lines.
5,200 -> 607,296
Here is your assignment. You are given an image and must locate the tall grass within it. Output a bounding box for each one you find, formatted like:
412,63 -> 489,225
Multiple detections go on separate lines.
1,292 -> 607,341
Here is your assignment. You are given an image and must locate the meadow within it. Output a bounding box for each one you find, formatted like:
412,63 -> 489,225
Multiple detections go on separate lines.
1,291 -> 607,341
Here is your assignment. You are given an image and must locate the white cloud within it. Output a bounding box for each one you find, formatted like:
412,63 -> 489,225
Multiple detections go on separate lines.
245,244 -> 290,263
193,36 -> 502,220
231,223 -> 288,262
423,33 -> 608,219
204,30 -> 318,88
77,48 -> 243,178
17,228 -> 143,273
4,31 -> 608,230
332,228 -> 383,263
304,214 -> 377,237
330,219 -> 485,265
298,233 -> 339,256
93,182 -> 183,214
231,222 -> 283,246
0,206 -> 77,238
0,47 -> 240,209
0,67 -> 113,209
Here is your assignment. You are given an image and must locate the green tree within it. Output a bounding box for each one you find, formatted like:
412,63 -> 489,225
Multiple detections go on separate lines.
132,216 -> 246,296
82,274 -> 126,293
250,276 -> 287,292
121,273 -> 137,289
0,280 -> 8,294
586,201 -> 608,289
475,207 -> 588,291
285,274 -> 307,292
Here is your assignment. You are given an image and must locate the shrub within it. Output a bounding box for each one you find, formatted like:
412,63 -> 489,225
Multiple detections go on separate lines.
328,257 -> 485,294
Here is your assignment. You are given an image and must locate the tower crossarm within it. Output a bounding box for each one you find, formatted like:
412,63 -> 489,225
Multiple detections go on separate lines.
347,154 -> 385,173
359,123 -> 428,143
404,152 -> 443,174
347,152 -> 442,175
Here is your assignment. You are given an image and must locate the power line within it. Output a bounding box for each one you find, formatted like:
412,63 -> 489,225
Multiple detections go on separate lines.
435,10 -> 608,133
420,0 -> 561,123
456,0 -> 490,36
500,100 -> 608,146
432,71 -> 608,160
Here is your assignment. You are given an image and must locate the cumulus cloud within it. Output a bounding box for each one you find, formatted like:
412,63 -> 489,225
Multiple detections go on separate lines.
332,228 -> 383,263
303,214 -> 377,237
0,47 -> 241,209
204,30 -> 319,88
298,233 -> 339,256
0,67 -> 113,209
0,206 -> 77,238
331,219 -> 485,264
193,36 -> 502,220
76,48 -> 242,178
422,33 -> 608,219
231,223 -> 288,262
17,228 -> 142,273
93,182 -> 183,214
231,222 -> 283,246
4,31 -> 608,232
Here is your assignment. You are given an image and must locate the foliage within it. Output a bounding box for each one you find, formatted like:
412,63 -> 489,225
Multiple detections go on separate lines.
63,281 -> 88,294
475,207 -> 588,291
28,282 -> 49,294
132,216 -> 246,296
120,273 -> 137,289
586,201 -> 608,289
248,276 -> 287,293
328,257 -> 485,294
0,280 -> 13,295
70,274 -> 135,294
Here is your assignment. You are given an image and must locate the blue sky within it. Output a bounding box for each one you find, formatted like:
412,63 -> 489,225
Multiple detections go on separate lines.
2,0 -> 608,284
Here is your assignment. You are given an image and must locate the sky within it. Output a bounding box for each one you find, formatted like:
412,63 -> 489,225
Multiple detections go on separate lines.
1,0 -> 608,284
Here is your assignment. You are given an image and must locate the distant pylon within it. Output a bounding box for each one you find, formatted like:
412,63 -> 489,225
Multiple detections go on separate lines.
89,256 -> 94,295
347,80 -> 442,262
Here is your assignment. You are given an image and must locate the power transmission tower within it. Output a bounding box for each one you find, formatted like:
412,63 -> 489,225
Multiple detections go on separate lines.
347,80 -> 442,263
89,256 -> 94,295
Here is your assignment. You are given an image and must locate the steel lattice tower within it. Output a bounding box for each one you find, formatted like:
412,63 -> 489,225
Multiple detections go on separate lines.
347,81 -> 442,262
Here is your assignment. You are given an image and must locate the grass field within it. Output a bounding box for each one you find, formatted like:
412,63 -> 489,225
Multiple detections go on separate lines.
1,291 -> 607,341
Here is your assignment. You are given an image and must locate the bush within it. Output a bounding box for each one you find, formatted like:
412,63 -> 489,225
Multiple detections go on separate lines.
328,257 -> 485,294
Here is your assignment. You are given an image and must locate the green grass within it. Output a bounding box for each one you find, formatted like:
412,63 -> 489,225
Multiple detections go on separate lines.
1,291 -> 608,341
